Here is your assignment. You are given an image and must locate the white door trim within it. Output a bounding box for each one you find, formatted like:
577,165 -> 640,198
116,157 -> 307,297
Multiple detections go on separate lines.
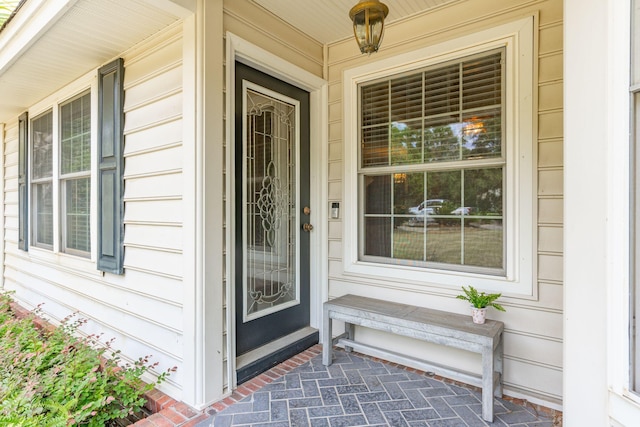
225,32 -> 328,390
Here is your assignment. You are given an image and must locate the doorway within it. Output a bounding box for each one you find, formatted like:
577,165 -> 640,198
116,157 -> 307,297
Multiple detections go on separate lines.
234,61 -> 318,383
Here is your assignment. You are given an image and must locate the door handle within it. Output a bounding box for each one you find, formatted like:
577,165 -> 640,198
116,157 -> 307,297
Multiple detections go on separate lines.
302,223 -> 314,232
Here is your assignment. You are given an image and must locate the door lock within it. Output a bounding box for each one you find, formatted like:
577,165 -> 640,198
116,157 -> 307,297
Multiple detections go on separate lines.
302,223 -> 314,232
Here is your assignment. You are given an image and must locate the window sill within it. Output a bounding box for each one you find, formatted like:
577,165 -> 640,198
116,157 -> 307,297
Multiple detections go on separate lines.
343,259 -> 533,297
25,247 -> 105,278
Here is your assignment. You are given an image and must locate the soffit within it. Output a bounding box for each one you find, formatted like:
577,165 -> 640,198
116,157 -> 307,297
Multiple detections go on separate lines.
251,0 -> 461,44
0,0 -> 184,122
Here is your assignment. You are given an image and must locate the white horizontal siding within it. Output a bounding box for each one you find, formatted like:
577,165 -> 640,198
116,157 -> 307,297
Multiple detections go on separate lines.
125,119 -> 182,155
4,151 -> 18,168
5,164 -> 17,182
124,223 -> 183,251
3,260 -> 182,334
124,247 -> 183,278
125,92 -> 183,132
124,145 -> 183,177
125,172 -> 183,200
1,24 -> 187,399
3,119 -> 18,251
3,264 -> 184,390
119,25 -> 185,393
4,189 -> 17,206
504,331 -> 562,368
504,357 -> 562,401
125,66 -> 182,111
124,199 -> 183,224
124,35 -> 183,86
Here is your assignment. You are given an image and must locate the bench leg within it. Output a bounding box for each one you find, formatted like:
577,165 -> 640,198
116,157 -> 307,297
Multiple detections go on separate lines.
495,335 -> 503,397
322,307 -> 332,366
344,322 -> 355,353
481,346 -> 495,422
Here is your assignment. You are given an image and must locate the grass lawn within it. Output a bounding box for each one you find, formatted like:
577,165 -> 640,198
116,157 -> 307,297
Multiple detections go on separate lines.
392,223 -> 503,268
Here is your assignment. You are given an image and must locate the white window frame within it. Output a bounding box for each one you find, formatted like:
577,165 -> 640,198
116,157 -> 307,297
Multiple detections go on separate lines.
628,0 -> 640,407
343,17 -> 535,296
59,90 -> 92,257
26,70 -> 99,273
30,108 -> 54,251
603,0 -> 640,421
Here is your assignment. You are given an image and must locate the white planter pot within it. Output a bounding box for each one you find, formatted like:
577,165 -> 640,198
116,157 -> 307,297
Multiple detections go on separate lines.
471,307 -> 487,324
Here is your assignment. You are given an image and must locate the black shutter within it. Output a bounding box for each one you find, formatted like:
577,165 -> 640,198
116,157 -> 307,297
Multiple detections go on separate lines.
18,112 -> 28,251
97,58 -> 124,274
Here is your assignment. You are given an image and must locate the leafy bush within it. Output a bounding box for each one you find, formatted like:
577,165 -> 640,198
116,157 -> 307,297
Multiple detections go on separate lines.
0,292 -> 174,426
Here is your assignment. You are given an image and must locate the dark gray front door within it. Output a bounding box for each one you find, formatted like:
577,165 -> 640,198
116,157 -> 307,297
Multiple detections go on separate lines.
234,62 -> 314,383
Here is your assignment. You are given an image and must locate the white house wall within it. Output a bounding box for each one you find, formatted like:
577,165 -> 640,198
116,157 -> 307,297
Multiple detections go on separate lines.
1,0 -> 569,412
326,0 -> 563,408
2,23 -> 187,400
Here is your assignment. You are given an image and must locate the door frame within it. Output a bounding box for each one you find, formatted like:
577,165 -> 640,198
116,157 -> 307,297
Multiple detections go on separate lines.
225,32 -> 328,390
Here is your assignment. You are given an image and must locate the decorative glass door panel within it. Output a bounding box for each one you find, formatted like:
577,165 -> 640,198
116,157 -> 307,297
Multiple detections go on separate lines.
243,82 -> 300,322
234,61 -> 311,373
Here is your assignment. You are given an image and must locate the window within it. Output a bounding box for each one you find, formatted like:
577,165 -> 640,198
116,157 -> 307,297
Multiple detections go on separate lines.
358,50 -> 505,275
19,58 -> 125,274
61,93 -> 92,254
343,18 -> 534,294
29,92 -> 91,256
31,110 -> 54,249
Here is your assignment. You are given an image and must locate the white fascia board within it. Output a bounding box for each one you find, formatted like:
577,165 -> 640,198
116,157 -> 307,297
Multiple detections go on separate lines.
0,0 -> 79,73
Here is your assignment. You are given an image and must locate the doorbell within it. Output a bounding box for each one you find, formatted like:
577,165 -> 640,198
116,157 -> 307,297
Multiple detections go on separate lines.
330,202 -> 340,219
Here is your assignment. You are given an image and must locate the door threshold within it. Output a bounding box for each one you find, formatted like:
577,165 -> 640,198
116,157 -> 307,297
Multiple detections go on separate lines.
236,326 -> 318,384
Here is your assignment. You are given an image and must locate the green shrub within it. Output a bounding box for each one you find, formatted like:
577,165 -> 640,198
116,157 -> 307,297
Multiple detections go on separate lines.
0,292 -> 175,426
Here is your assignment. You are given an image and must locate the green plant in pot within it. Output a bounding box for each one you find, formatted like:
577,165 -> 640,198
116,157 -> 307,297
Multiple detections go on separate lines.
456,285 -> 506,324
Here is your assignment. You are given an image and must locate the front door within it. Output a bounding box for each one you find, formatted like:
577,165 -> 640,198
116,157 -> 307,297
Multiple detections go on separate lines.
234,62 -> 316,383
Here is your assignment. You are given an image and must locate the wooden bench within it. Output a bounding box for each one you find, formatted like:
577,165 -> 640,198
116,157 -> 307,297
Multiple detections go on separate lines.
322,294 -> 504,422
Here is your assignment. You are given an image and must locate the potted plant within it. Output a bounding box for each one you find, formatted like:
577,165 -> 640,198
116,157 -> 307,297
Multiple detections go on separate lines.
456,285 -> 506,324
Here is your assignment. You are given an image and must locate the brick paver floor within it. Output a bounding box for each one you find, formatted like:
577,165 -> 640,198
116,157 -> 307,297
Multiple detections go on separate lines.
194,346 -> 559,427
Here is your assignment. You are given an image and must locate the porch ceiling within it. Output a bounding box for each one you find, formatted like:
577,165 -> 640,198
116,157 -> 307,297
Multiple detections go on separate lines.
0,0 -> 189,123
252,0 -> 461,44
0,0 -> 462,123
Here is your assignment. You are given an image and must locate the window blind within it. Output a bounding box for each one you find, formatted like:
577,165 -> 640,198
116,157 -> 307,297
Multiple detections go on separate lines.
360,50 -> 503,168
358,49 -> 506,273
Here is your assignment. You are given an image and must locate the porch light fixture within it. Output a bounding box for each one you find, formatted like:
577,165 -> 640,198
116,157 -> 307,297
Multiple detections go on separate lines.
349,0 -> 389,55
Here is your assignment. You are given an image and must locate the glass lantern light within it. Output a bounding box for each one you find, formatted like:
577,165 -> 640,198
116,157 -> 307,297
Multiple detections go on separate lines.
349,0 -> 389,55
